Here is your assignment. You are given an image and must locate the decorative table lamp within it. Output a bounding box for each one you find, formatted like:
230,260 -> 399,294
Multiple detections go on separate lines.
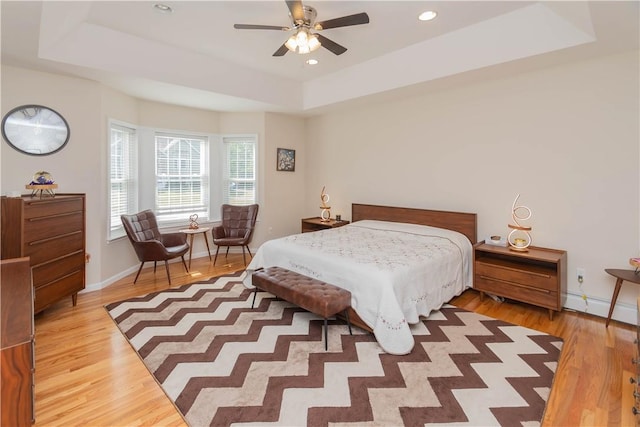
320,186 -> 331,222
508,194 -> 532,252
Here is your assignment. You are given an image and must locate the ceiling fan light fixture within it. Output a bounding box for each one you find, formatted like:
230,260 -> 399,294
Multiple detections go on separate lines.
308,34 -> 321,52
296,28 -> 309,45
286,28 -> 321,54
285,35 -> 298,51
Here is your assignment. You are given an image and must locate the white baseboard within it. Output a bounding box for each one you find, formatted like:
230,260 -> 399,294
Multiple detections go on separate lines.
564,292 -> 635,326
82,247 -> 253,292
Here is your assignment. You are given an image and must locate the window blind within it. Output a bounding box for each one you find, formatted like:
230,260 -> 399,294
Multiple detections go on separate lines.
223,136 -> 256,206
108,122 -> 138,240
154,133 -> 209,223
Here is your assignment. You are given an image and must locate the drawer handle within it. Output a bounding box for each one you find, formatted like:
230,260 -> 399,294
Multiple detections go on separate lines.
477,262 -> 552,279
31,249 -> 84,269
28,230 -> 82,246
27,210 -> 82,221
479,275 -> 552,294
36,269 -> 82,289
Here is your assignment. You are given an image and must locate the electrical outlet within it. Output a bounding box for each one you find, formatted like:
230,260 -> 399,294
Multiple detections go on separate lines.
577,267 -> 585,283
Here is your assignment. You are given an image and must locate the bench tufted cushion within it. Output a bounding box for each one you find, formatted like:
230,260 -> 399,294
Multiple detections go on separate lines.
252,266 -> 351,318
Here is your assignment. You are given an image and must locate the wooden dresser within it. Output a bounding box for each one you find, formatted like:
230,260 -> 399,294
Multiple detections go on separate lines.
1,257 -> 35,425
473,241 -> 567,320
1,194 -> 86,313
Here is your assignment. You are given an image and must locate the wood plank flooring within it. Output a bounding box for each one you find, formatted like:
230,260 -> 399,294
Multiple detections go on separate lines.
31,255 -> 637,426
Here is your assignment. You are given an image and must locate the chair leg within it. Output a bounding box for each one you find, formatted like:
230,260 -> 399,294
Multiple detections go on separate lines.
241,246 -> 247,266
153,261 -> 157,273
246,245 -> 253,259
213,246 -> 220,265
164,260 -> 172,286
225,247 -> 230,259
181,255 -> 189,273
134,262 -> 145,283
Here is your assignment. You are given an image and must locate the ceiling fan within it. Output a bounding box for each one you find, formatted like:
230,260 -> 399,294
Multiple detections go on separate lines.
233,0 -> 369,56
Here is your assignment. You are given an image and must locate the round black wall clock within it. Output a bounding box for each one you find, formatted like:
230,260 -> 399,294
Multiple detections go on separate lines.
1,104 -> 70,155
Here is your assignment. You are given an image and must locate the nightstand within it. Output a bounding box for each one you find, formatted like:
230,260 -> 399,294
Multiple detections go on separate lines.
301,217 -> 350,233
473,242 -> 567,320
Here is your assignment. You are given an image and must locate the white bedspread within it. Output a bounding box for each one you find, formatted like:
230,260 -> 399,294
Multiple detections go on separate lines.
243,220 -> 473,355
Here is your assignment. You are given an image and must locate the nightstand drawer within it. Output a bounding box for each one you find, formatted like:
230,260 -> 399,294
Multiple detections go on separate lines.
475,260 -> 557,291
475,275 -> 557,309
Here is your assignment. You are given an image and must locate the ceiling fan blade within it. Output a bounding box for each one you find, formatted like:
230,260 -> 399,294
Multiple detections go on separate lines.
234,24 -> 290,31
273,44 -> 289,57
286,0 -> 305,23
314,12 -> 369,30
316,34 -> 347,55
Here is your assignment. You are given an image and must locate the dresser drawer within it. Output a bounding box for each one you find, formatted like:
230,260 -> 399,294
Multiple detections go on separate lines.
475,260 -> 557,291
23,212 -> 83,243
23,197 -> 83,219
34,270 -> 84,313
475,275 -> 558,310
23,230 -> 84,265
32,250 -> 85,289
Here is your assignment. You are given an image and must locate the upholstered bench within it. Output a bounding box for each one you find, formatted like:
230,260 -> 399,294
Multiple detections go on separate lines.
251,266 -> 352,350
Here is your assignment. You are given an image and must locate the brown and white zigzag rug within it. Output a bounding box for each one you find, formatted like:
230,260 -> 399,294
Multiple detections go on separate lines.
105,271 -> 562,427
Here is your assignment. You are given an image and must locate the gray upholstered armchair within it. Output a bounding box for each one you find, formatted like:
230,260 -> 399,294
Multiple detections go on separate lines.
121,209 -> 189,285
212,204 -> 259,266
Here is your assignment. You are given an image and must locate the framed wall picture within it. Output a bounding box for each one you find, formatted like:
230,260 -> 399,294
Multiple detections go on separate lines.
277,148 -> 295,172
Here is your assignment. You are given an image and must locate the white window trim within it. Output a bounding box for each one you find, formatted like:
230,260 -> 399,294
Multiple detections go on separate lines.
107,119 -> 138,242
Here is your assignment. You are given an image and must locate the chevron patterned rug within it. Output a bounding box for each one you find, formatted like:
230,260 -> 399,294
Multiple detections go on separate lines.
105,271 -> 562,427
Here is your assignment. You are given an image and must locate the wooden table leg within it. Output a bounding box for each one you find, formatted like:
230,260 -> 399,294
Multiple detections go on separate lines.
187,234 -> 195,269
606,277 -> 624,327
203,232 -> 212,261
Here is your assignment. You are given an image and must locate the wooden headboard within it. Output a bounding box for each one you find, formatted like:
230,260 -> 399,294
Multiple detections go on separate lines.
352,203 -> 477,244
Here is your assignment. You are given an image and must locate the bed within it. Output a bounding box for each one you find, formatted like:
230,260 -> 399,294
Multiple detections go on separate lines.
243,203 -> 477,355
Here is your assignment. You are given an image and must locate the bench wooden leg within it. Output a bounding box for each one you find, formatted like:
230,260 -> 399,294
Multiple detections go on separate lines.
344,309 -> 352,335
251,287 -> 259,308
324,318 -> 329,351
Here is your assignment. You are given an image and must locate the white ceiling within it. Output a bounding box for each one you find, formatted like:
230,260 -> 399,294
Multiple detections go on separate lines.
1,1 -> 638,115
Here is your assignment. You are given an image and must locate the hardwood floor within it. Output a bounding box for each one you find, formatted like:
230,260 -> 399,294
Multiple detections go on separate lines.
31,255 -> 637,426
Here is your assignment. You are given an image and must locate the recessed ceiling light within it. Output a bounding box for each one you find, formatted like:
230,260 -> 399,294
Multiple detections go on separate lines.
154,3 -> 173,13
418,11 -> 437,21
306,59 -> 319,65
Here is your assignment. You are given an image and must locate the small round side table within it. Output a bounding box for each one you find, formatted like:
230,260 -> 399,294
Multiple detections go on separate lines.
179,227 -> 212,269
604,268 -> 640,327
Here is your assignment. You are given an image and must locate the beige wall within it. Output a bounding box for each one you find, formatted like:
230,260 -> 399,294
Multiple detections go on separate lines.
305,50 -> 640,323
